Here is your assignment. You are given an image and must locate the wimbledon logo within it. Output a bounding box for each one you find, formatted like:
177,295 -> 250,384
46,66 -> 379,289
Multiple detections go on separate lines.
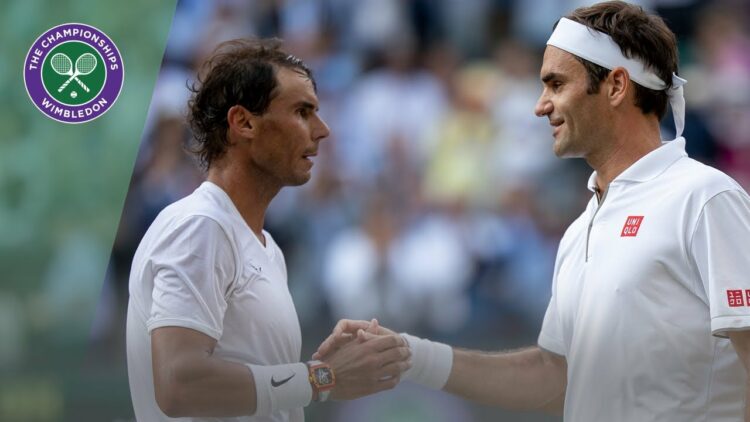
24,23 -> 124,124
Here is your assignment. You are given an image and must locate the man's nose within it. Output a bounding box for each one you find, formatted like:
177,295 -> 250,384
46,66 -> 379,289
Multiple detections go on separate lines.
314,115 -> 331,141
535,94 -> 552,117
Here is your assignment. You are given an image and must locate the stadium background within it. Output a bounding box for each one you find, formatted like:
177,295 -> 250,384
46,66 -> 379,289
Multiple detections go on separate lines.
3,0 -> 750,421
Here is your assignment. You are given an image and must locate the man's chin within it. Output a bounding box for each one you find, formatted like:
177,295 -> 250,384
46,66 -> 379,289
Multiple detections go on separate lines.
552,139 -> 567,158
553,139 -> 581,159
287,172 -> 312,187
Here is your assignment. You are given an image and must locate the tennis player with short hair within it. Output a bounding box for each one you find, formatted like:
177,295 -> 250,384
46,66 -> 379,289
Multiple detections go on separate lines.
317,2 -> 750,420
126,38 -> 410,422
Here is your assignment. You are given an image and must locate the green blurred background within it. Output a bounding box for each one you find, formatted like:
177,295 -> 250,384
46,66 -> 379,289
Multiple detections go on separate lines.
0,1 -> 175,420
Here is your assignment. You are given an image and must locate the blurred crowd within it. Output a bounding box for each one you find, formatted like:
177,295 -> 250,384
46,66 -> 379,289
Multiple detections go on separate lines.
100,0 -> 750,420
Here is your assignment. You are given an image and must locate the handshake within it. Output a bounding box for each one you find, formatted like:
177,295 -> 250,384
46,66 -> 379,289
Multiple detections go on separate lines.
309,319 -> 453,401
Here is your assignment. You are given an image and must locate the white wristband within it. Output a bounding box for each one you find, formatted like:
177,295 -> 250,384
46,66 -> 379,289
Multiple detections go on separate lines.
246,363 -> 312,416
401,333 -> 453,390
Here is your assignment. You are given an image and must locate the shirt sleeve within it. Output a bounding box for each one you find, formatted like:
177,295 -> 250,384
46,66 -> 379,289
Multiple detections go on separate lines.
689,189 -> 750,337
146,215 -> 238,340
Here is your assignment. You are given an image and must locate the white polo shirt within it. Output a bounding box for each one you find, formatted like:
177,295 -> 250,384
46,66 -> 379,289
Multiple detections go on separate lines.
538,138 -> 750,421
126,181 -> 304,422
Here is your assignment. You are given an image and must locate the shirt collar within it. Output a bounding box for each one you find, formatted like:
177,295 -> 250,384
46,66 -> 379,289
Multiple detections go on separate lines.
587,137 -> 687,192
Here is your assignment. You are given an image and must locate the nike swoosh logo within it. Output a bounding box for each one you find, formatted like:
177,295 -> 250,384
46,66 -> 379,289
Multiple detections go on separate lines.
271,373 -> 295,387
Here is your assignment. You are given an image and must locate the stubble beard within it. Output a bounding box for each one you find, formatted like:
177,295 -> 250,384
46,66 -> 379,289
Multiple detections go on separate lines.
554,132 -> 587,159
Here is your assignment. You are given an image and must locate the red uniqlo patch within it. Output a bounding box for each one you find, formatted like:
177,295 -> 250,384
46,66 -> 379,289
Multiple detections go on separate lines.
728,290 -> 745,307
746,290 -> 750,305
620,216 -> 644,237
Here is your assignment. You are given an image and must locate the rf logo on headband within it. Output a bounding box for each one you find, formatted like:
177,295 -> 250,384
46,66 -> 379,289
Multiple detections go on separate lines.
24,23 -> 124,124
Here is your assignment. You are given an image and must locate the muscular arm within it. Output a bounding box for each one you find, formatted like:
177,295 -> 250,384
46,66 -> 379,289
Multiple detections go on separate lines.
445,346 -> 567,414
151,325 -> 410,418
151,326 -> 257,418
729,330 -> 750,422
315,320 -> 567,414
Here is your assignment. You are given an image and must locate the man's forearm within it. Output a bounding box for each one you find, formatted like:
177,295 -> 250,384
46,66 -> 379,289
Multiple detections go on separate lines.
152,326 -> 317,418
152,325 -> 410,418
443,346 -> 566,413
315,321 -> 568,413
154,352 -> 260,418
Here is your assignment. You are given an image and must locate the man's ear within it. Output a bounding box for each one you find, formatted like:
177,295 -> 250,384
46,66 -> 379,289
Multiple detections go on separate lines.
607,67 -> 630,108
227,105 -> 255,142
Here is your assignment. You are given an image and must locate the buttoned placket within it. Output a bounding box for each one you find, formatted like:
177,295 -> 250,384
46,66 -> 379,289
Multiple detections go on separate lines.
582,139 -> 686,263
586,186 -> 610,262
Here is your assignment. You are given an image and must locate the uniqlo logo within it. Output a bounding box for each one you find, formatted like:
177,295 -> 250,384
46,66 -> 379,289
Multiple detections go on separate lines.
728,290 -> 745,307
620,216 -> 644,237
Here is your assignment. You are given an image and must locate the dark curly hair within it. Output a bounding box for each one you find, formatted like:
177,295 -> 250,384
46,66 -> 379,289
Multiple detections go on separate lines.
187,38 -> 315,169
559,1 -> 678,119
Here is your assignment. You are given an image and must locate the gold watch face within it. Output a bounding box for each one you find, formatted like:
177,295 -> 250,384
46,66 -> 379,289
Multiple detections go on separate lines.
314,367 -> 333,386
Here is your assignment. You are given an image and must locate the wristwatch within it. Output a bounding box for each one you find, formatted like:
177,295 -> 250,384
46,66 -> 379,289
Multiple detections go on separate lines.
307,360 -> 335,402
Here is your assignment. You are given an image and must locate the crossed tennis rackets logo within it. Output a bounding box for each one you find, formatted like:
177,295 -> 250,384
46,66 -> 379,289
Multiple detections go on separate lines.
24,23 -> 124,124
50,52 -> 97,93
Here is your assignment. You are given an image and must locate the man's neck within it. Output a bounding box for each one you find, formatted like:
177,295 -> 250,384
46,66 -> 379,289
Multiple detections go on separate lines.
207,163 -> 281,244
587,118 -> 662,192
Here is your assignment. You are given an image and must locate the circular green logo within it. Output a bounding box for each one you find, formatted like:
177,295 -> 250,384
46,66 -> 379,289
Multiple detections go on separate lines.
25,23 -> 124,123
41,41 -> 105,106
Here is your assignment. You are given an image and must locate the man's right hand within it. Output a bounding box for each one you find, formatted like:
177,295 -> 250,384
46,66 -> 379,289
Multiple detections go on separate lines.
316,320 -> 409,400
313,318 -> 396,360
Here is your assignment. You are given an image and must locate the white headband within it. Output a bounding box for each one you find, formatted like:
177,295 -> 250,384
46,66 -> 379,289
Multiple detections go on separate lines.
547,17 -> 687,137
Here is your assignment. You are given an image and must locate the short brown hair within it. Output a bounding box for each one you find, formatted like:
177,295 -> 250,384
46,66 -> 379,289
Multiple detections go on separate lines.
187,38 -> 315,169
560,1 -> 678,118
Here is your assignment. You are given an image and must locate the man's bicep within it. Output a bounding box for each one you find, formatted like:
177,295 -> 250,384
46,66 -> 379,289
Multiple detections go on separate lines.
538,346 -> 567,392
728,330 -> 750,373
151,327 -> 218,396
537,347 -> 567,414
539,347 -> 566,370
152,326 -> 218,359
